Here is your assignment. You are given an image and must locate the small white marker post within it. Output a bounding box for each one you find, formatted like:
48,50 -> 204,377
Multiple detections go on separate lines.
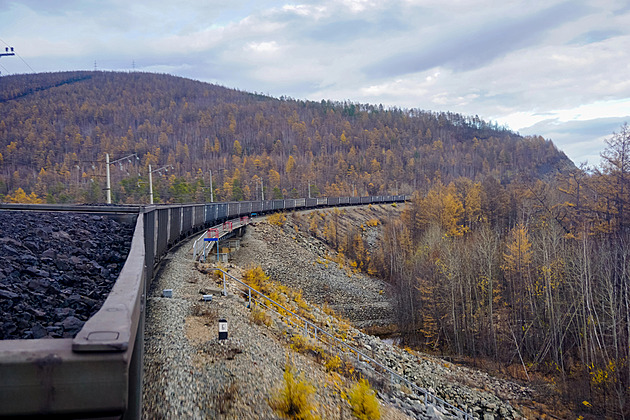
218,319 -> 228,340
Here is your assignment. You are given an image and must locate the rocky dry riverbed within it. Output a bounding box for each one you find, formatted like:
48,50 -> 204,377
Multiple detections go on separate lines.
0,211 -> 134,339
143,205 -> 535,419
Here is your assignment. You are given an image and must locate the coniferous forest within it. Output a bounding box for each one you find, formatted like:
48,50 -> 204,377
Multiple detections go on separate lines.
2,71 -> 629,417
0,71 -> 569,204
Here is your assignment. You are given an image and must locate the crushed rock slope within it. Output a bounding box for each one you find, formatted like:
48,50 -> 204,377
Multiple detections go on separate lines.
143,205 -> 534,419
230,205 -> 401,331
143,234 -> 412,420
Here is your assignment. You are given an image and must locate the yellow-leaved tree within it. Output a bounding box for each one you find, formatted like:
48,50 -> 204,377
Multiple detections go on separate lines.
5,188 -> 43,204
286,155 -> 296,175
347,378 -> 380,420
502,223 -> 533,285
501,223 -> 533,361
232,139 -> 242,156
414,183 -> 466,237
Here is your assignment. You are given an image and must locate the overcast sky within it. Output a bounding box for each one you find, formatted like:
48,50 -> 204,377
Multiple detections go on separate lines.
1,0 -> 629,166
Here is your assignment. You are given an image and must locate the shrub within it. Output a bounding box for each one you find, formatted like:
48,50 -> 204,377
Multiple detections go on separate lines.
348,379 -> 380,420
251,305 -> 272,327
325,355 -> 342,373
212,264 -> 226,281
243,266 -> 270,292
270,366 -> 319,420
269,212 -> 287,226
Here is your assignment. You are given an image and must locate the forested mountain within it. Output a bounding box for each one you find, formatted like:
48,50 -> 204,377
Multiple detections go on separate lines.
0,71 -> 571,203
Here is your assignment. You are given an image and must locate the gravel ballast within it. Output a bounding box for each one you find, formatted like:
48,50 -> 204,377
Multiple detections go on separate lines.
0,211 -> 135,339
143,236 -> 413,420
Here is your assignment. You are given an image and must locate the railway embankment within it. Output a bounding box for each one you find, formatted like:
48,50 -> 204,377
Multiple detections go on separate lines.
230,206 -> 399,331
143,205 -> 534,419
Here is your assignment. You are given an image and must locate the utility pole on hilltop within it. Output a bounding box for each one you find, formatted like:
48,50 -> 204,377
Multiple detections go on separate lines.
0,46 -> 15,59
0,47 -> 15,75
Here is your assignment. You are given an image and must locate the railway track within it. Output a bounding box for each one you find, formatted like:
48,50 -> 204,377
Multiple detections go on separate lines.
0,195 -> 407,419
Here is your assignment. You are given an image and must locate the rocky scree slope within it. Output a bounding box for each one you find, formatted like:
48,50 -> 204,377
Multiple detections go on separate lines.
230,205 -> 402,331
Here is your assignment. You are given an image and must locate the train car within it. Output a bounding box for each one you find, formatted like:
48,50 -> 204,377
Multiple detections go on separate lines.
349,196 -> 360,205
305,198 -> 317,208
216,202 -> 228,220
168,207 -> 182,246
227,202 -> 239,218
182,206 -> 193,236
205,203 -> 217,224
193,204 -> 205,228
295,198 -> 306,209
250,200 -> 262,214
272,199 -> 284,210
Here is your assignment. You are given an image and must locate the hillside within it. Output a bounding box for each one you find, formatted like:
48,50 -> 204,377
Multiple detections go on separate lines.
143,211 -> 534,419
0,71 -> 572,204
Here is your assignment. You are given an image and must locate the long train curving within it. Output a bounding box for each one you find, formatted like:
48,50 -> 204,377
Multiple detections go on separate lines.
0,194 -> 407,419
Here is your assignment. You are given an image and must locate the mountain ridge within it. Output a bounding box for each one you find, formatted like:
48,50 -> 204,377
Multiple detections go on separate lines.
0,71 -> 573,204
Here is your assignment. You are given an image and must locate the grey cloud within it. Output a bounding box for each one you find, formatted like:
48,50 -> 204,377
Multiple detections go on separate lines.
2,0 -> 89,14
304,15 -> 409,43
519,117 -> 630,165
306,20 -> 372,42
365,1 -> 590,78
613,3 -> 630,16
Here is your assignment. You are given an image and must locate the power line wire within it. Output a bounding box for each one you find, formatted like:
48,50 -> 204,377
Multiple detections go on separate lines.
15,52 -> 35,73
0,37 -> 35,73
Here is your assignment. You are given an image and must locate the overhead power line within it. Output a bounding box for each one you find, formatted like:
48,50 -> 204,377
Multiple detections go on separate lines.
0,38 -> 35,73
15,51 -> 35,73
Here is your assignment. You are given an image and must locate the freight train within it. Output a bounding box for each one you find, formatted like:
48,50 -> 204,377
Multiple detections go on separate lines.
0,195 -> 407,419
